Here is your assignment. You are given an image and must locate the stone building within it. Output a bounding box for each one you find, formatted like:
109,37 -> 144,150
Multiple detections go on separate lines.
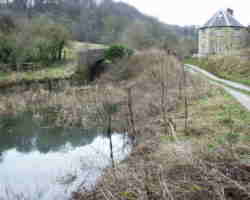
198,8 -> 248,57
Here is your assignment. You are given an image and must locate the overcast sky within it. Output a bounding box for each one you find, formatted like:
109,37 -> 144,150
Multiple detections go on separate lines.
116,0 -> 249,26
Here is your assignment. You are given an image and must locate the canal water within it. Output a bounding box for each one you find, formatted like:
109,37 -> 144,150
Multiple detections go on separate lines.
0,112 -> 131,200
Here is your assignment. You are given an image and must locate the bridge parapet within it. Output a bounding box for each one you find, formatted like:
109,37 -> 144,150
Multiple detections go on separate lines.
77,48 -> 106,82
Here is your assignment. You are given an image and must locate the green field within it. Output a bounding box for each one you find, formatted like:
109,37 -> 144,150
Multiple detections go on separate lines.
0,41 -> 106,87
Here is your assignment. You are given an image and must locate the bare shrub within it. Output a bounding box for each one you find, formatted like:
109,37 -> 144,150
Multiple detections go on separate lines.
0,48 -> 210,133
71,49 -> 249,200
74,139 -> 250,200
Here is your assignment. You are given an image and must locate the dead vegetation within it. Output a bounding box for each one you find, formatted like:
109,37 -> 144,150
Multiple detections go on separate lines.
73,87 -> 250,200
71,50 -> 250,200
1,49 -> 249,200
0,49 -> 207,129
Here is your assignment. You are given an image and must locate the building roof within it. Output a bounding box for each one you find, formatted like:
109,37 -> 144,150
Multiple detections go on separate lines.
201,9 -> 244,29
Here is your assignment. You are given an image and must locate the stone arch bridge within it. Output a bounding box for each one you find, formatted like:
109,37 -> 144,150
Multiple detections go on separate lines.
77,48 -> 107,82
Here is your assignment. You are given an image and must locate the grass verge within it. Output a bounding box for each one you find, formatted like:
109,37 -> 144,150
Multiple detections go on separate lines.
185,57 -> 250,87
186,65 -> 250,96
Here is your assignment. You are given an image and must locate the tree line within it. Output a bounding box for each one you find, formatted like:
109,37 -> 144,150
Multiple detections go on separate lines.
0,0 -> 198,68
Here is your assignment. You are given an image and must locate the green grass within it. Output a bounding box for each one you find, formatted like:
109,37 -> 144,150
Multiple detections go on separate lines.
0,61 -> 76,86
186,87 -> 250,151
218,92 -> 250,125
0,41 -> 107,87
195,87 -> 250,129
185,57 -> 201,66
185,57 -> 250,87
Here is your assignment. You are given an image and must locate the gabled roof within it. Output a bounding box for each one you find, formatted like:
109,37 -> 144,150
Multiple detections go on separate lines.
201,9 -> 244,29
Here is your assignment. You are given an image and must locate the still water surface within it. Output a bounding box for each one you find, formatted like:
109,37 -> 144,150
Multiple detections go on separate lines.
0,112 -> 131,200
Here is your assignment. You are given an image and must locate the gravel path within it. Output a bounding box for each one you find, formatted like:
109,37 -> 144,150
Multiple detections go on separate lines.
185,64 -> 250,111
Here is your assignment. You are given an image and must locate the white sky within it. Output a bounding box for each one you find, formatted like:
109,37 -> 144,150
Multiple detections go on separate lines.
116,0 -> 250,26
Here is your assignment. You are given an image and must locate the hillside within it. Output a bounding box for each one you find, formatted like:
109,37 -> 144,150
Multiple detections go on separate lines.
0,0 -> 198,57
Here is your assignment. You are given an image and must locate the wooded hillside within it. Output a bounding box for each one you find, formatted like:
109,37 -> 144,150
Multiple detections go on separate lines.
0,0 -> 198,56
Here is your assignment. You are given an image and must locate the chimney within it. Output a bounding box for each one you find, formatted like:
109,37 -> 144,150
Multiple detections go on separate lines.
227,8 -> 234,16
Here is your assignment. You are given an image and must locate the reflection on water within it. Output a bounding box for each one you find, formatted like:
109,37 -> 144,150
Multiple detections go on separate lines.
0,112 -> 131,200
0,112 -> 96,154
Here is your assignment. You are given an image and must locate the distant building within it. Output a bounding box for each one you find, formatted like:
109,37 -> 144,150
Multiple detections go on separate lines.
198,8 -> 248,57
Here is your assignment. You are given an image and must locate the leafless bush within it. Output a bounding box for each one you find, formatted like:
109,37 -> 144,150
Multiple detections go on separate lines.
0,49 -> 209,130
71,49 -> 245,200
74,139 -> 250,200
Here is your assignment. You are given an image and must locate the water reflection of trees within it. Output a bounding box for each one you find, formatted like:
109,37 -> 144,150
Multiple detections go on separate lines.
0,112 -> 99,155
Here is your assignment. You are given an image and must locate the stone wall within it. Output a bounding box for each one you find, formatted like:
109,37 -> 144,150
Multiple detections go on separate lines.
199,27 -> 248,57
76,48 -> 106,82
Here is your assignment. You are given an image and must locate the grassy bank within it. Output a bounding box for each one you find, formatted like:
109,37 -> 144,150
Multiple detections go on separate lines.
185,56 -> 250,86
74,84 -> 250,199
0,41 -> 106,88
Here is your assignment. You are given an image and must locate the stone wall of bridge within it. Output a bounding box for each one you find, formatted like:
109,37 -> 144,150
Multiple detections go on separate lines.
77,48 -> 106,82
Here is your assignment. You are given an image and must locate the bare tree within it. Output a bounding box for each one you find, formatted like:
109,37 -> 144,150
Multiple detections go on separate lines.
150,52 -> 177,139
93,90 -> 120,168
182,63 -> 189,132
126,87 -> 137,143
